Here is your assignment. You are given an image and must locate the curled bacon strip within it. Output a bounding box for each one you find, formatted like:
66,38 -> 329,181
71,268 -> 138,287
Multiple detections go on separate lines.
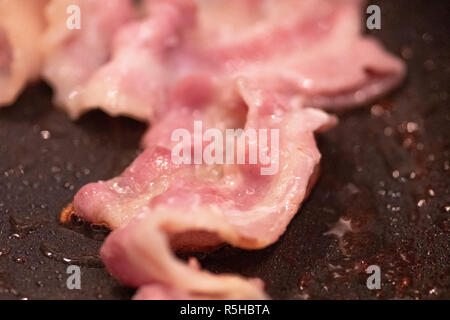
99,80 -> 336,299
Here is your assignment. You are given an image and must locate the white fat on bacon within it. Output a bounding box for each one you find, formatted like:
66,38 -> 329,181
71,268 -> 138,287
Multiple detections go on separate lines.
0,0 -> 48,106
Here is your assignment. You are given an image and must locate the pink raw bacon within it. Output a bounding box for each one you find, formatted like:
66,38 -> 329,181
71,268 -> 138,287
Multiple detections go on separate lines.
0,0 -> 48,106
99,80 -> 336,299
66,0 -> 405,229
60,0 -> 406,300
64,0 -> 404,122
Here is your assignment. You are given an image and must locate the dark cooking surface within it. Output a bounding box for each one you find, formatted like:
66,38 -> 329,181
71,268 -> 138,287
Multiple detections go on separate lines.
0,0 -> 448,300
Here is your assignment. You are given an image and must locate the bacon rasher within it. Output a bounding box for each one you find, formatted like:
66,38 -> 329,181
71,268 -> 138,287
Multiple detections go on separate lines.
99,80 -> 336,299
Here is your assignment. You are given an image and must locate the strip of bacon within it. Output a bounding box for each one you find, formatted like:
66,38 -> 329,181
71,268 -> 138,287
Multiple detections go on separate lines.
0,0 -> 48,106
98,80 -> 336,299
40,0 -> 136,118
59,0 -> 404,121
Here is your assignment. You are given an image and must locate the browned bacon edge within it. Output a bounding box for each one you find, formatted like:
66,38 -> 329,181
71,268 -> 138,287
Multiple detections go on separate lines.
60,203 -> 76,224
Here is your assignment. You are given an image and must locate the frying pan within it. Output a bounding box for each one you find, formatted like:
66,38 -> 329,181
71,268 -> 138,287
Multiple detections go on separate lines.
0,0 -> 448,299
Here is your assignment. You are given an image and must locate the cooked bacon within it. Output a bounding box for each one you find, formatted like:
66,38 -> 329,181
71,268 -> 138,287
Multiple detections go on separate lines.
0,0 -> 48,106
40,0 -> 135,118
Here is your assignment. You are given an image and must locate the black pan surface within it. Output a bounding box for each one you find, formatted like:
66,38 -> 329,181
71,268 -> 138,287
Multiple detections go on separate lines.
0,0 -> 448,299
